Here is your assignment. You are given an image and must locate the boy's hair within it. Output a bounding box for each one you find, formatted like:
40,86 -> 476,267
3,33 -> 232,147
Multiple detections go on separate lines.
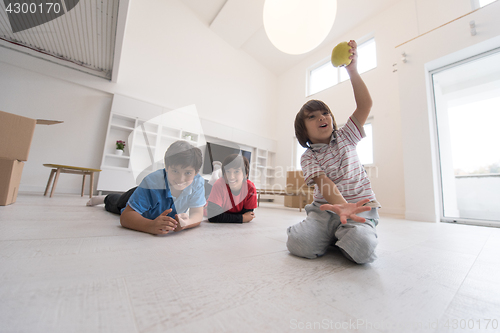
222,154 -> 249,178
164,140 -> 202,173
294,99 -> 337,148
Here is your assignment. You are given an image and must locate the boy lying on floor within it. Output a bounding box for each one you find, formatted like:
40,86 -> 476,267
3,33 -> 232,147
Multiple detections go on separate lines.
206,154 -> 257,223
87,140 -> 205,235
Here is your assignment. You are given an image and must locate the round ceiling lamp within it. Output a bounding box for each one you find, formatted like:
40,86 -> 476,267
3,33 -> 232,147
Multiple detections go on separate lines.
263,0 -> 337,55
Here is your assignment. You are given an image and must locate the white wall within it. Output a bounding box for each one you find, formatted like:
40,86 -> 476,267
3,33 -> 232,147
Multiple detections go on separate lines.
274,0 -> 500,219
116,0 -> 277,136
397,0 -> 500,221
0,0 -> 278,195
0,63 -> 112,194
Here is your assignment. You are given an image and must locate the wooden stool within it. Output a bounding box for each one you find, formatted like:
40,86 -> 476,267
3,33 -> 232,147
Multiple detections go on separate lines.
43,164 -> 101,198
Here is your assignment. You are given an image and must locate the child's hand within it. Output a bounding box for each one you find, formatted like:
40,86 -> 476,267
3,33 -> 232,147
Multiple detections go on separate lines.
319,199 -> 371,224
242,211 -> 255,223
174,213 -> 190,231
345,40 -> 358,73
152,209 -> 178,235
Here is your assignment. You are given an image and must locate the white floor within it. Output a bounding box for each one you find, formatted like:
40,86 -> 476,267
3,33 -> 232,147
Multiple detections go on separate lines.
1,193 -> 499,333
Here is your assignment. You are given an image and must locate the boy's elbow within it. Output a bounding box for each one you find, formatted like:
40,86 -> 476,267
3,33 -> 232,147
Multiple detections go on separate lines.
361,99 -> 373,112
119,214 -> 128,228
119,209 -> 135,228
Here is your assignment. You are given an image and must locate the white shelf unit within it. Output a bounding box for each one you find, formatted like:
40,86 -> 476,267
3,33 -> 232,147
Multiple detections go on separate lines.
250,148 -> 275,189
98,95 -> 277,193
97,111 -> 201,193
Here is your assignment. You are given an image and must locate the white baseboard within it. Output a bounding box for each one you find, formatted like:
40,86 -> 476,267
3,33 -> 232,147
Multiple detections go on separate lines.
19,185 -> 90,195
378,207 -> 405,218
405,211 -> 439,223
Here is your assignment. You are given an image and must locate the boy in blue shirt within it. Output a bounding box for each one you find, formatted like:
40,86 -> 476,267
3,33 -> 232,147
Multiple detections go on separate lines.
88,140 -> 206,235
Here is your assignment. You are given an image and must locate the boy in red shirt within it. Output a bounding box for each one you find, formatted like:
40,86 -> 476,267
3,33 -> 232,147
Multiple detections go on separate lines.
207,154 -> 257,223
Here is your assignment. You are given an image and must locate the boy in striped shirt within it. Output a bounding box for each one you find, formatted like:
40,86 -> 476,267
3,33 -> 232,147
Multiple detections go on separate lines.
286,40 -> 381,264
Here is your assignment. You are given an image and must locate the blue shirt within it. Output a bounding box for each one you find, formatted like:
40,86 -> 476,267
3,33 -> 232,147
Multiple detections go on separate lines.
124,169 -> 206,220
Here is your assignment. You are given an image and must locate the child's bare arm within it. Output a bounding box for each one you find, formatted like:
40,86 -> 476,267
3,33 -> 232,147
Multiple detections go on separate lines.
120,206 -> 178,235
242,211 -> 255,223
313,174 -> 347,205
320,200 -> 371,224
174,206 -> 203,231
313,175 -> 371,223
345,40 -> 373,127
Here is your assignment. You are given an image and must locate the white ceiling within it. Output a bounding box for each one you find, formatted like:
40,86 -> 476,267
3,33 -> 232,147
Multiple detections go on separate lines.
0,0 -> 402,79
181,0 -> 402,75
0,0 -> 121,79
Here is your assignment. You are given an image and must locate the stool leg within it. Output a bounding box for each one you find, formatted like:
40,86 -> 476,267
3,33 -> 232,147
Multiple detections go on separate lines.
299,193 -> 303,212
44,169 -> 56,196
81,174 -> 86,197
50,168 -> 61,198
89,172 -> 95,198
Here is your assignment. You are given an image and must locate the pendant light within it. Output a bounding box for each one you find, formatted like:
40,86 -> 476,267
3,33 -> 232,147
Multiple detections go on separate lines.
263,0 -> 337,55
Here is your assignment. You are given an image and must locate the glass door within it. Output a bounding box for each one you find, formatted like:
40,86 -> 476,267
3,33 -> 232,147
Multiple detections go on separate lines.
431,48 -> 500,226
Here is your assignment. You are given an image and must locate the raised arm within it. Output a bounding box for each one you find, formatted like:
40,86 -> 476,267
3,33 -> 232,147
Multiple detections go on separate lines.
346,40 -> 373,127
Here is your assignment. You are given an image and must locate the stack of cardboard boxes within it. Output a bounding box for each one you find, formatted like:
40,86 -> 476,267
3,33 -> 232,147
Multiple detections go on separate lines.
284,171 -> 314,209
0,111 -> 61,206
0,111 -> 38,205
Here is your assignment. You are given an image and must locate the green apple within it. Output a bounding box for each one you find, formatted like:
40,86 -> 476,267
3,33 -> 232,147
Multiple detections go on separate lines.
331,41 -> 352,68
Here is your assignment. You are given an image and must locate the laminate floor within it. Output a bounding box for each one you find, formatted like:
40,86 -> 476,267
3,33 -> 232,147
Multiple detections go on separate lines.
1,193 -> 499,333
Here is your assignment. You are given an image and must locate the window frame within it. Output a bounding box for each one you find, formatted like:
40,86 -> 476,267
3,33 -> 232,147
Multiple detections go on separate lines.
293,118 -> 375,171
337,118 -> 375,167
306,36 -> 377,97
356,121 -> 375,167
471,0 -> 497,9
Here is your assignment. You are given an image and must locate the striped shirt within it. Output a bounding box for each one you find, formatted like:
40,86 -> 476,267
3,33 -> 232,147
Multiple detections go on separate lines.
301,116 -> 378,205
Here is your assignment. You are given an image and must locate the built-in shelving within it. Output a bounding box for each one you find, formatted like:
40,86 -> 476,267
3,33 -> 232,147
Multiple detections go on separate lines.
97,111 -> 201,193
98,94 -> 277,193
249,148 -> 275,189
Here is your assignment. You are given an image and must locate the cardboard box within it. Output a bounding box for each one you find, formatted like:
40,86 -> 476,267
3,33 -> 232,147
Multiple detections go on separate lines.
284,191 -> 314,209
0,110 -> 62,161
0,111 -> 62,205
286,170 -> 306,189
284,171 -> 315,208
0,158 -> 24,206
0,110 -> 37,161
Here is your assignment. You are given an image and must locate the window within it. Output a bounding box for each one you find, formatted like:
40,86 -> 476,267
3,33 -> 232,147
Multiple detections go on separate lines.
357,123 -> 373,165
307,38 -> 377,96
295,142 -> 307,170
473,0 -> 497,9
309,62 -> 338,97
294,122 -> 374,170
431,48 -> 500,224
480,0 -> 496,7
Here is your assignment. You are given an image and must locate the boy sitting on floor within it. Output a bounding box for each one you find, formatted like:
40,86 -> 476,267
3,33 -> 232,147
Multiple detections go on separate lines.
87,140 -> 205,235
207,154 -> 257,223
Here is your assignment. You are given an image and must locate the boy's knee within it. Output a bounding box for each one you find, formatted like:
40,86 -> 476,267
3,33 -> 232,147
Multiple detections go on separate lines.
336,222 -> 378,264
286,226 -> 324,259
340,246 -> 377,264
